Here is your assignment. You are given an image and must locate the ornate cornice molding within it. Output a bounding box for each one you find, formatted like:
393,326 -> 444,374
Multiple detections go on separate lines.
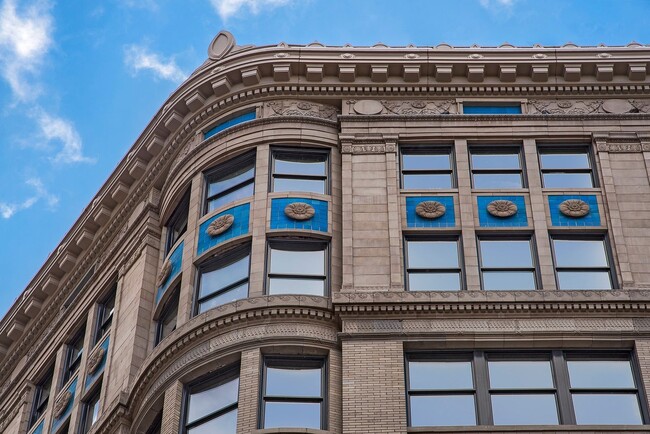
594,132 -> 650,152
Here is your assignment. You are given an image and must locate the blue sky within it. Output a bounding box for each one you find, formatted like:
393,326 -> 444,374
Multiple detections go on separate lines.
1,0 -> 649,317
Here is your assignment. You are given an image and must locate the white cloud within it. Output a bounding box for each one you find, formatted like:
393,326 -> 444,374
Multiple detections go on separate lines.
0,177 -> 58,219
210,0 -> 292,20
0,0 -> 53,101
35,111 -> 94,164
479,0 -> 516,9
124,45 -> 187,82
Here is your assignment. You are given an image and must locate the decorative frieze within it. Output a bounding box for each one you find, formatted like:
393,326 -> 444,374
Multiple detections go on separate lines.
529,98 -> 650,115
264,100 -> 338,121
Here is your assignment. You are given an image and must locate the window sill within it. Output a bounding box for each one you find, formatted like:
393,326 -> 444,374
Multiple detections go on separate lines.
408,426 -> 650,433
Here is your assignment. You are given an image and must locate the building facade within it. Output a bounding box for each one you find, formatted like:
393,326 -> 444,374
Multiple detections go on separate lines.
2,31 -> 650,434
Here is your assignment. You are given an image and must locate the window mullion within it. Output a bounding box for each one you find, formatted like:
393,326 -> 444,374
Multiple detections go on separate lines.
552,350 -> 575,425
473,351 -> 492,425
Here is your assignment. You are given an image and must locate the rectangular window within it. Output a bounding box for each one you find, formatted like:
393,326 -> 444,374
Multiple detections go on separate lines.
155,287 -> 179,345
30,368 -> 53,427
196,245 -> 250,314
551,236 -> 614,290
539,147 -> 595,188
62,326 -> 85,385
260,357 -> 326,430
267,240 -> 328,296
271,148 -> 329,194
165,190 -> 190,254
478,237 -> 537,290
204,110 -> 256,139
400,147 -> 455,189
94,287 -> 115,345
406,351 -> 645,427
79,384 -> 102,434
184,365 -> 239,434
405,237 -> 463,291
470,147 -> 524,189
205,151 -> 255,214
463,103 -> 522,114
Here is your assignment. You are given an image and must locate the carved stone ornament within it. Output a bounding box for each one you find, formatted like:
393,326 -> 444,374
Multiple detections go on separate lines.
156,260 -> 172,287
53,390 -> 72,419
415,201 -> 446,219
265,100 -> 338,121
284,202 -> 316,220
87,346 -> 106,375
487,200 -> 518,217
559,199 -> 590,218
380,100 -> 457,115
206,214 -> 235,237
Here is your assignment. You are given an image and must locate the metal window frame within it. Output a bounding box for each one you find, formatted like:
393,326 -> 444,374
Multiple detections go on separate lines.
79,381 -> 102,434
203,150 -> 256,215
194,243 -> 251,316
403,235 -> 465,291
468,145 -> 526,189
537,145 -> 597,188
258,356 -> 328,430
61,326 -> 85,386
476,235 -> 540,291
94,285 -> 116,345
165,188 -> 191,255
182,363 -> 240,434
549,234 -> 617,290
399,145 -> 456,189
155,285 -> 180,346
29,367 -> 54,427
269,146 -> 331,195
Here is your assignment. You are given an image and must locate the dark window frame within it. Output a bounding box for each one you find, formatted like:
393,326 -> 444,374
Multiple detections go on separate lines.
400,145 -> 456,189
94,286 -> 116,345
165,189 -> 190,255
469,145 -> 526,189
549,234 -> 617,290
259,356 -> 328,430
79,382 -> 102,434
182,363 -> 240,434
29,367 -> 54,427
203,151 -> 256,215
537,145 -> 597,188
405,350 -> 647,427
403,235 -> 465,291
269,146 -> 331,195
194,243 -> 251,316
155,286 -> 180,346
265,238 -> 330,297
476,235 -> 540,291
61,326 -> 85,386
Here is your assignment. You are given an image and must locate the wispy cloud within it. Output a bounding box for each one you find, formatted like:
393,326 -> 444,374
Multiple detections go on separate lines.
124,45 -> 187,82
479,0 -> 516,10
0,0 -> 52,101
35,111 -> 94,164
210,0 -> 292,20
0,177 -> 59,219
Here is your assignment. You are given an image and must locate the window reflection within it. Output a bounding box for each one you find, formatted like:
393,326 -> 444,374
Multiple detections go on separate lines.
539,147 -> 595,188
401,147 -> 455,189
197,246 -> 250,314
405,238 -> 463,291
185,366 -> 239,434
470,148 -> 524,189
552,238 -> 613,290
271,149 -> 329,194
479,238 -> 537,290
267,241 -> 327,296
205,152 -> 255,214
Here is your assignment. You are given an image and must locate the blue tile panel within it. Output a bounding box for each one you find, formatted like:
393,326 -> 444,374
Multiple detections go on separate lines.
270,198 -> 328,232
405,196 -> 455,228
31,420 -> 44,434
463,104 -> 522,114
51,377 -> 77,432
156,241 -> 183,305
477,196 -> 528,227
549,195 -> 601,227
204,111 -> 256,139
85,335 -> 110,391
197,203 -> 251,256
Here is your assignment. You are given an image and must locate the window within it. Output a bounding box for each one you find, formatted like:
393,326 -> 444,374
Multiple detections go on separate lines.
406,351 -> 645,427
205,151 -> 255,214
271,148 -> 329,194
155,287 -> 179,345
184,365 -> 239,434
470,147 -> 524,189
79,384 -> 102,434
551,236 -> 614,290
405,238 -> 463,291
196,245 -> 250,314
29,368 -> 53,427
267,240 -> 328,296
463,103 -> 522,114
62,326 -> 85,385
165,190 -> 189,254
400,147 -> 455,189
478,237 -> 537,290
539,147 -> 595,188
204,110 -> 256,139
94,287 -> 115,345
260,357 -> 326,429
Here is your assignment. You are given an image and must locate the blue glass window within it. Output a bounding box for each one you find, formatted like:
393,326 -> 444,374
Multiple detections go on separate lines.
204,111 -> 256,139
463,104 -> 522,114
